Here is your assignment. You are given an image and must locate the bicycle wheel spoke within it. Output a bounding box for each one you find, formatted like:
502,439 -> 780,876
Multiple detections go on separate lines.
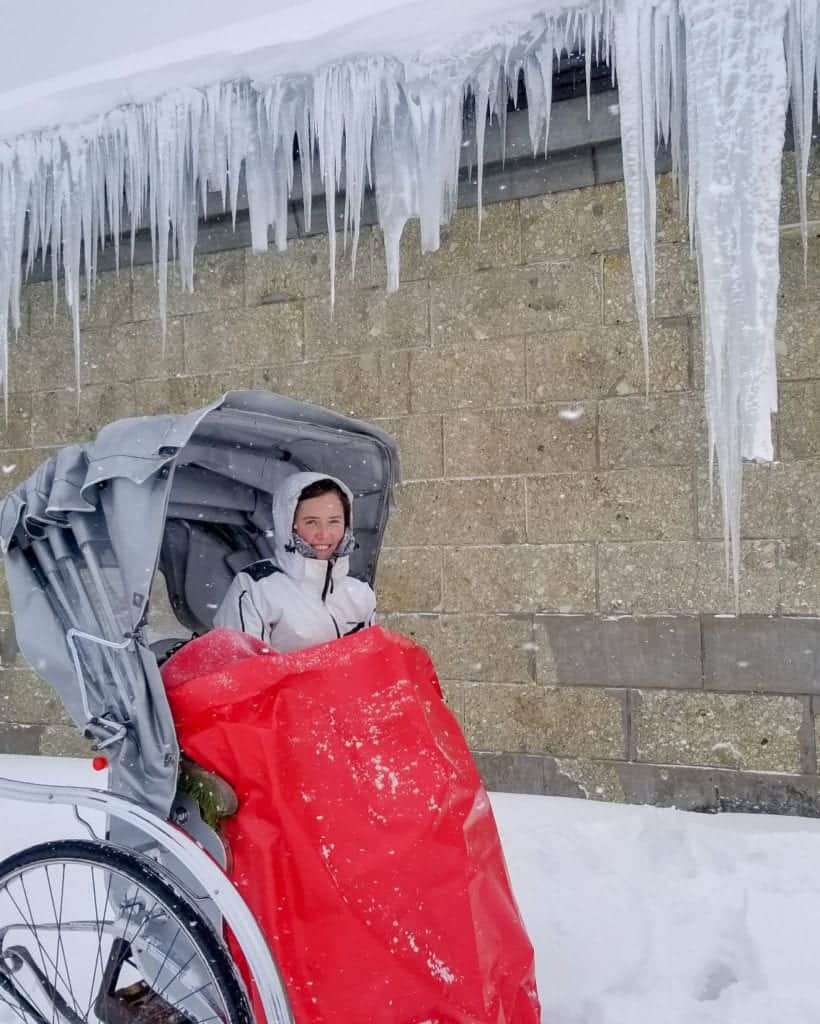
82,865 -> 113,1021
42,865 -> 83,1020
6,877 -> 80,1018
0,984 -> 39,1024
11,874 -> 52,994
164,979 -> 219,1012
0,842 -> 254,1024
153,949 -> 198,1001
148,923 -> 182,993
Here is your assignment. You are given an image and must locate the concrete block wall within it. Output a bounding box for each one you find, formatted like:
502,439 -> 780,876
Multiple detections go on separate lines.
1,152 -> 819,814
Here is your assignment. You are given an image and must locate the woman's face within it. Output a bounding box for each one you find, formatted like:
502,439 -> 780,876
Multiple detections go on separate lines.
293,492 -> 346,559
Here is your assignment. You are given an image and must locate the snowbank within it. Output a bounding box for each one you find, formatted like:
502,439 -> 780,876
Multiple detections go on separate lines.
3,754 -> 820,1022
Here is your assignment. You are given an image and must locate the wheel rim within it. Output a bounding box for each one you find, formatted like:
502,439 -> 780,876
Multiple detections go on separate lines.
0,852 -> 240,1024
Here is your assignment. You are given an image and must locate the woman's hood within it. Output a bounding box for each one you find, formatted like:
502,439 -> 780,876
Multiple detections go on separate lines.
271,471 -> 355,578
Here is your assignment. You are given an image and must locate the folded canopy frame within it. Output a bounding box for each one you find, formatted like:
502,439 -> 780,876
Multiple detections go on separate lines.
0,390 -> 400,818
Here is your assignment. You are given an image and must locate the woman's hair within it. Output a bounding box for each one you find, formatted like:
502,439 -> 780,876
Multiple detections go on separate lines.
295,479 -> 351,528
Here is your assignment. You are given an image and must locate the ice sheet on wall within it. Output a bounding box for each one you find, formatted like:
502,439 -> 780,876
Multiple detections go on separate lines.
0,0 -> 817,586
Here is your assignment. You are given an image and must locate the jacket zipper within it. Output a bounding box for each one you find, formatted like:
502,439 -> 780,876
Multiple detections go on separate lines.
322,561 -> 341,637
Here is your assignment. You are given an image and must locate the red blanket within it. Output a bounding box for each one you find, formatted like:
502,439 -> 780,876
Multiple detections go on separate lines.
163,626 -> 540,1024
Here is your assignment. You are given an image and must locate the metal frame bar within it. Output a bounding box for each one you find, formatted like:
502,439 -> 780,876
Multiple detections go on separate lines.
0,775 -> 293,1024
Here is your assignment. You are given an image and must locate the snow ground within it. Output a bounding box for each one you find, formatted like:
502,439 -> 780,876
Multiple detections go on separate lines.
1,755 -> 820,1022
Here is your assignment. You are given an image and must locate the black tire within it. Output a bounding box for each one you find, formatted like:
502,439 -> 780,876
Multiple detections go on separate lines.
0,838 -> 253,1024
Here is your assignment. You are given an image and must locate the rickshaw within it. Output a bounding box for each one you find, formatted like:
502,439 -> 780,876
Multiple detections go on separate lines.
0,390 -> 400,1024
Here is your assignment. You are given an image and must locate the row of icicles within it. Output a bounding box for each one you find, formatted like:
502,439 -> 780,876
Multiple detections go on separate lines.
0,0 -> 818,594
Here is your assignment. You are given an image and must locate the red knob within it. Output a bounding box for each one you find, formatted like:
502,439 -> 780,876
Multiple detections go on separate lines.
92,756 -> 109,771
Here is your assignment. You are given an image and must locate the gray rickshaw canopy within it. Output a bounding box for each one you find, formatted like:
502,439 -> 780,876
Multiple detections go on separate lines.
0,391 -> 399,815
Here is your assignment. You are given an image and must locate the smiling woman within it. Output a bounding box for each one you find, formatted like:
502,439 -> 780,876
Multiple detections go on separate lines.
292,480 -> 349,560
213,471 -> 376,652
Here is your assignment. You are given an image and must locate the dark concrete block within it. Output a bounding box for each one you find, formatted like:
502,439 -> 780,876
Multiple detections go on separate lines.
618,760 -> 820,817
0,722 -> 43,755
537,614 -> 701,688
703,616 -> 820,693
473,752 -> 547,795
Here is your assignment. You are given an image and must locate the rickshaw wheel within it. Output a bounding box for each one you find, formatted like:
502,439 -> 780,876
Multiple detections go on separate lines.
0,839 -> 253,1024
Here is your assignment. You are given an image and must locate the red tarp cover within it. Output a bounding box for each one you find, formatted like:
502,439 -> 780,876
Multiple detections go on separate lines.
162,626 -> 540,1024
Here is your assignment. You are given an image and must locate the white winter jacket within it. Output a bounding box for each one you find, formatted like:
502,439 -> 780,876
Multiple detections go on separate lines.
213,472 -> 376,652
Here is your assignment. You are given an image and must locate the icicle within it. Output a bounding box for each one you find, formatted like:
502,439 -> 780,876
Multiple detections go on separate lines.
584,8 -> 593,120
786,0 -> 818,273
524,26 -> 555,157
472,54 -> 500,236
613,2 -> 658,392
681,0 -> 789,597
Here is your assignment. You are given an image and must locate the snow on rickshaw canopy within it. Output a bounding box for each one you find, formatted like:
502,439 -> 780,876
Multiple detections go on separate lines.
0,0 -> 818,588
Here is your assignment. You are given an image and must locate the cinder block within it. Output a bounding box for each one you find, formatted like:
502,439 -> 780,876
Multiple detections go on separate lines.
655,174 -> 690,243
304,281 -> 429,355
464,683 -> 625,758
599,393 -> 706,467
28,271 -> 133,334
551,756 -> 627,802
813,712 -> 820,773
409,339 -> 527,413
39,725 -> 95,758
521,180 -> 629,261
183,305 -> 303,373
599,540 -> 780,615
617,761 -> 820,815
132,250 -> 245,320
443,405 -> 596,477
634,689 -> 803,772
0,394 -> 32,449
373,415 -> 443,479
443,544 -> 596,613
383,612 -> 534,683
436,679 -> 465,723
604,244 -> 698,324
0,613 -> 20,665
697,461 -> 820,540
0,668 -> 70,725
379,351 -> 414,416
386,479 -> 525,547
376,548 -> 442,612
780,145 -> 820,224
781,539 -> 820,614
0,448 -> 60,493
431,257 -> 602,345
372,203 -> 522,282
703,616 -> 820,694
779,382 -> 820,460
257,350 -> 410,419
690,317 -> 705,389
0,722 -> 43,755
526,319 -> 689,401
8,328 -> 74,394
80,319 -> 184,386
778,234 -> 820,307
526,467 -> 694,543
245,229 -> 373,303
135,371 -> 257,416
31,385 -> 138,446
472,752 -> 547,795
775,304 -> 820,379
534,614 -> 702,688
